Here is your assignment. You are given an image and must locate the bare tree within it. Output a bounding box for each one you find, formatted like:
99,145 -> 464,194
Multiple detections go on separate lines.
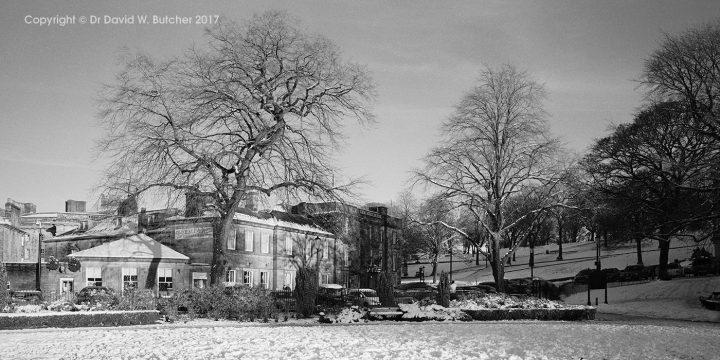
410,195 -> 457,282
97,11 -> 375,285
415,65 -> 559,292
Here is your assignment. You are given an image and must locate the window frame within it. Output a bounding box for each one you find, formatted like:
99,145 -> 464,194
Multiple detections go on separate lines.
86,267 -> 102,287
244,230 -> 254,252
158,268 -> 173,297
243,269 -> 254,286
121,267 -> 138,293
227,226 -> 236,250
261,233 -> 270,254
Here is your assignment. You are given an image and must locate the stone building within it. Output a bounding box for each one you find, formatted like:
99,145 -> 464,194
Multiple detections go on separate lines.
0,222 -> 39,291
34,207 -> 343,297
291,202 -> 402,288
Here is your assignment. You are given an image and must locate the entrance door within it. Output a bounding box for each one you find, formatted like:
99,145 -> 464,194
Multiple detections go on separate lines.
60,278 -> 74,296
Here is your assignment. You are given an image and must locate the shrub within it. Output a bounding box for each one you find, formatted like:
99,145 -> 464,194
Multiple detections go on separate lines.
162,285 -> 277,321
116,288 -> 157,311
74,286 -> 119,310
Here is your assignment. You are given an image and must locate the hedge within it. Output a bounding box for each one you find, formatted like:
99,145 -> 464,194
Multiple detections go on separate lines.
0,310 -> 161,330
461,308 -> 596,321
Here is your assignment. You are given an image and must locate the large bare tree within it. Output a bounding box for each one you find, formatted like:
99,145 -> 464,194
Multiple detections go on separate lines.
415,65 -> 559,292
97,11 -> 375,284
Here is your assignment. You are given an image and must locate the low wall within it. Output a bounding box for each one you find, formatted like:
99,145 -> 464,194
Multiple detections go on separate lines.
0,310 -> 161,330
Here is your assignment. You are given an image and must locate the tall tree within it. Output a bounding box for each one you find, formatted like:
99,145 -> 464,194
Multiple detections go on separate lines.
97,12 -> 375,285
415,65 -> 559,292
584,101 -> 717,278
410,195 -> 457,282
642,20 -> 720,267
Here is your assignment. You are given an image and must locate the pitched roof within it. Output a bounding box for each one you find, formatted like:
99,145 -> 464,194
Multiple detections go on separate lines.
67,233 -> 189,261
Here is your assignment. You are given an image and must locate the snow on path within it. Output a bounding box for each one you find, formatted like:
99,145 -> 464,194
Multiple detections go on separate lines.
565,277 -> 720,322
1,321 -> 719,359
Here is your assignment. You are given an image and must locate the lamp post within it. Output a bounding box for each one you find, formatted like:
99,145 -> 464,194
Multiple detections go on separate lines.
314,236 -> 321,282
449,238 -> 453,281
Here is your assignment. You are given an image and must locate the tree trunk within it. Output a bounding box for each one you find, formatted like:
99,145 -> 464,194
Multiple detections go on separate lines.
210,214 -> 233,285
658,238 -> 671,280
635,237 -> 643,265
490,235 -> 505,293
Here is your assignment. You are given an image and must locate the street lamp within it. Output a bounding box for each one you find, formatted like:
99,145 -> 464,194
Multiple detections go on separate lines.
314,236 -> 322,279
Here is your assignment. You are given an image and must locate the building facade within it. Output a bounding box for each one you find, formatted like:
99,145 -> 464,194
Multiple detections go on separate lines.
291,202 -> 402,288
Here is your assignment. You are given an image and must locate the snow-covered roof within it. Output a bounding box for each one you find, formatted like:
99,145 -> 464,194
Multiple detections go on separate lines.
233,211 -> 333,236
68,233 -> 189,261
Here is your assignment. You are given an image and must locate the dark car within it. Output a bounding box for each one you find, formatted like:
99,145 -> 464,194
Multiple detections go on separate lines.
316,284 -> 346,307
691,257 -> 717,276
75,286 -> 118,306
601,268 -> 621,283
620,265 -> 650,281
395,282 -> 438,301
9,290 -> 43,303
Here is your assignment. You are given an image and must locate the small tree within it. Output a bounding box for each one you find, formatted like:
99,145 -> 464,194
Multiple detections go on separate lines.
295,267 -> 318,318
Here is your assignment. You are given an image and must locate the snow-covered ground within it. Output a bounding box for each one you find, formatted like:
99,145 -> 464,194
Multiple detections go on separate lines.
565,276 -> 720,322
407,239 -> 709,284
1,320 -> 719,359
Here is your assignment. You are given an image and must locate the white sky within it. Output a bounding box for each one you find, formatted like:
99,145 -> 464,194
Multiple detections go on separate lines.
2,0 -> 720,212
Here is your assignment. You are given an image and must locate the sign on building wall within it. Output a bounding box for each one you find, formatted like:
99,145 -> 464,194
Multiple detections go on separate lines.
174,226 -> 213,240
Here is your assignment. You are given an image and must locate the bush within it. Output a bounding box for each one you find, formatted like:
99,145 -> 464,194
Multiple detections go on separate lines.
116,288 -> 157,311
162,285 -> 277,321
74,286 -> 119,310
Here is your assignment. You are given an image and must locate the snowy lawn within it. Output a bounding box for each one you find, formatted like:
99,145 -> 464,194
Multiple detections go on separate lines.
0,320 -> 718,359
565,276 -> 720,322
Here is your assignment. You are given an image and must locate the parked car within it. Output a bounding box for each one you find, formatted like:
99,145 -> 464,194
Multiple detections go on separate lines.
620,265 -> 651,281
691,257 -> 717,276
347,288 -> 380,307
270,290 -> 296,311
316,284 -> 346,307
601,268 -> 621,283
394,282 -> 437,301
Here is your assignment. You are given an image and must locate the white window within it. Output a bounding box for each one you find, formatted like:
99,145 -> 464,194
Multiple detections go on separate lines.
322,239 -> 329,259
261,233 -> 270,254
23,248 -> 30,261
193,272 -> 207,289
122,268 -> 138,292
243,270 -> 254,286
285,236 -> 293,255
259,271 -> 269,289
226,269 -> 237,284
227,227 -> 236,250
86,267 -> 102,287
158,268 -> 173,297
283,271 -> 295,290
320,273 -> 329,285
244,231 -> 254,252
